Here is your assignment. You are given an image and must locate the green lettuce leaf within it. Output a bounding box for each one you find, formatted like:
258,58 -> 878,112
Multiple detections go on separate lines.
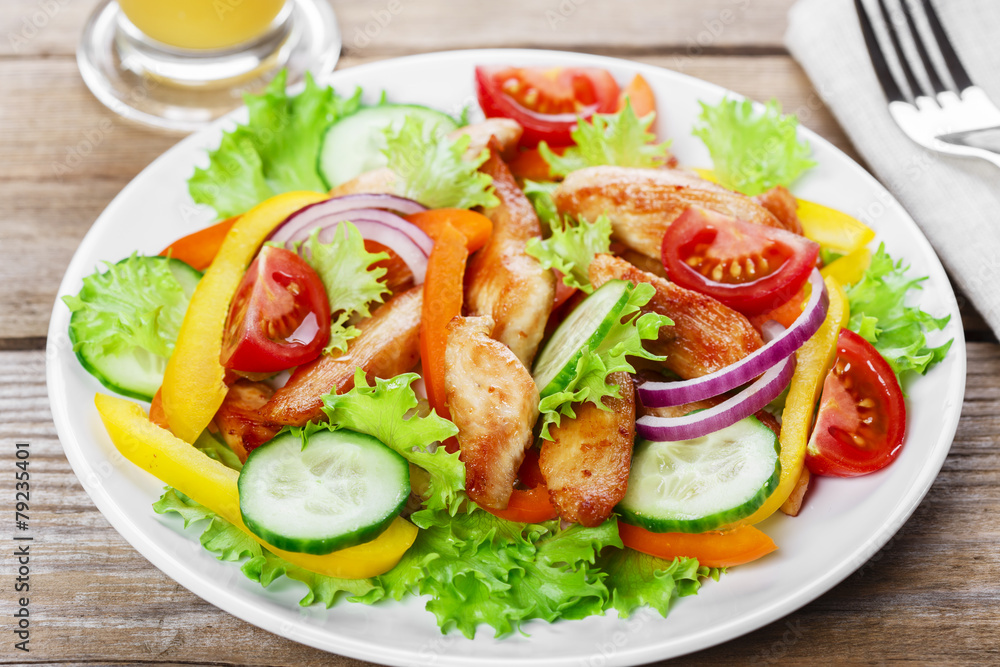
300,223 -> 390,354
319,370 -> 464,513
525,214 -> 612,293
523,179 -> 561,230
382,115 -> 499,210
188,71 -> 362,218
63,254 -> 191,358
154,487 -> 718,637
539,101 -> 671,178
599,547 -> 720,619
692,97 -> 816,196
846,244 -> 952,381
539,283 -> 672,439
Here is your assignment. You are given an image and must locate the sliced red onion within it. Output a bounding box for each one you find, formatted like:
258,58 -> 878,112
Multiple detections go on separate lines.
638,269 -> 828,408
295,218 -> 428,285
636,353 -> 796,441
266,194 -> 426,244
271,205 -> 433,255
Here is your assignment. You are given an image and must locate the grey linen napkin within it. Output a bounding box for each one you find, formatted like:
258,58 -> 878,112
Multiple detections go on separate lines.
786,0 -> 1000,336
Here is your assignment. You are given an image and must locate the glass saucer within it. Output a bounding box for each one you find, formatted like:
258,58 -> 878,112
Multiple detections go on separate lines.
77,0 -> 341,133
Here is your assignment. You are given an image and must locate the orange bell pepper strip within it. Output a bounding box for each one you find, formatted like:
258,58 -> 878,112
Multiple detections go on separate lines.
159,216 -> 239,271
617,74 -> 656,118
507,146 -> 565,182
95,393 -> 417,578
419,222 -> 469,421
148,387 -> 170,430
405,209 -> 493,253
161,191 -> 328,443
619,521 -> 777,568
740,276 -> 850,526
485,448 -> 559,523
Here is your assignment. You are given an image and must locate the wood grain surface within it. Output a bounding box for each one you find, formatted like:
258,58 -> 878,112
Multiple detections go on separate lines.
1,1 -> 997,665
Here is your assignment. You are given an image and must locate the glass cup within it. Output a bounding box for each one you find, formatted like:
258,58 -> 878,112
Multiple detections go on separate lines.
78,0 -> 341,133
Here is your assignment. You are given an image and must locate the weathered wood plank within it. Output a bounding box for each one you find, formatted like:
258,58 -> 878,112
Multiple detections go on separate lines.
1,343 -> 997,665
0,0 -> 796,59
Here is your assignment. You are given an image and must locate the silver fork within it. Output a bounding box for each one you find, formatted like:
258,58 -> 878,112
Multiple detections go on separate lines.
855,0 -> 1000,168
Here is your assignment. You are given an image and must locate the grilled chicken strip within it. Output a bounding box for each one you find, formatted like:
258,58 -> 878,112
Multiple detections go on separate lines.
754,185 -> 803,235
590,254 -> 762,378
554,166 -> 783,258
214,380 -> 277,461
540,372 -> 635,527
257,286 -> 423,427
444,315 -> 539,510
465,147 -> 555,366
329,119 -> 523,197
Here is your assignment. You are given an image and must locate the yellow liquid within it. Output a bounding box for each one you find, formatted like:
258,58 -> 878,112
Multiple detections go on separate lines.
118,0 -> 287,51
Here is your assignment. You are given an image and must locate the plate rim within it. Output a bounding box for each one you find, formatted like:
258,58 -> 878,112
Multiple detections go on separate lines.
46,47 -> 967,667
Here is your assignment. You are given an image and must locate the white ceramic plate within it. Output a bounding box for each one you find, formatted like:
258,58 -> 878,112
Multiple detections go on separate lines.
47,49 -> 966,666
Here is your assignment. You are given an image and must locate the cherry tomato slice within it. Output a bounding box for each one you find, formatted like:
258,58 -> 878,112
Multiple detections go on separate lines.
220,246 -> 330,373
806,328 -> 906,477
475,66 -> 620,147
662,207 -> 820,316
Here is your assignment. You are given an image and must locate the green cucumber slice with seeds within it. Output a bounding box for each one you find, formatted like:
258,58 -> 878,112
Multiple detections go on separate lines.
617,415 -> 781,533
318,104 -> 460,189
68,256 -> 201,402
238,429 -> 409,555
532,279 -> 631,397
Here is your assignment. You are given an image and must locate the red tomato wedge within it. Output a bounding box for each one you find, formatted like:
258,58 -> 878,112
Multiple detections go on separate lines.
159,216 -> 239,271
662,207 -> 820,316
475,66 -> 620,147
806,328 -> 906,477
619,522 -> 777,569
485,449 -> 559,524
219,246 -> 330,373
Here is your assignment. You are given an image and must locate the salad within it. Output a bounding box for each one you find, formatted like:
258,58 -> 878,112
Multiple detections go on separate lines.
64,65 -> 953,639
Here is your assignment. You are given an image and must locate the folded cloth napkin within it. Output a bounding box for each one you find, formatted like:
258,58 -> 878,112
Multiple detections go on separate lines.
786,0 -> 1000,337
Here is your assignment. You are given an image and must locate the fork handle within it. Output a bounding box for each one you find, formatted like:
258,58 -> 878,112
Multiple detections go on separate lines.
938,127 -> 1000,168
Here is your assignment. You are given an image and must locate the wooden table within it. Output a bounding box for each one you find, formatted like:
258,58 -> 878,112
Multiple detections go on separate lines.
2,1 -> 997,664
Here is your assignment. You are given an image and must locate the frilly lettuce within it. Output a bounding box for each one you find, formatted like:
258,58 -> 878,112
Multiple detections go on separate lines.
526,214 -> 613,293
539,282 -> 672,440
299,222 -> 390,354
320,370 -> 464,513
154,488 -> 720,637
539,100 -> 671,177
382,115 -> 499,210
846,244 -> 952,381
63,254 -> 191,359
188,71 -> 362,218
692,97 -> 816,196
523,179 -> 561,230
599,547 -> 721,618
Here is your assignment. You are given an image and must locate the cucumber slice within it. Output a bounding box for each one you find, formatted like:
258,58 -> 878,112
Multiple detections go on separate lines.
532,280 -> 631,397
68,257 -> 201,401
617,415 -> 781,533
318,104 -> 460,188
238,429 -> 409,555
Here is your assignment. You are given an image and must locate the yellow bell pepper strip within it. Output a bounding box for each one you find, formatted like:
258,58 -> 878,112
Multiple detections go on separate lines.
796,199 -> 875,255
161,191 -> 328,443
95,393 -> 417,578
821,245 -> 872,287
739,276 -> 850,526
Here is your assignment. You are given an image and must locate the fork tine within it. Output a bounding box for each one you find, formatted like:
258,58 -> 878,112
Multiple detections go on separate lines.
919,0 -> 974,91
900,0 -> 947,94
855,0 -> 906,102
875,0 -> 928,99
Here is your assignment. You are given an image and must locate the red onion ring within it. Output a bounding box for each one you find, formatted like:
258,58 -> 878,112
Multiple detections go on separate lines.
638,269 -> 827,408
266,194 -> 426,245
636,353 -> 796,441
293,218 -> 429,285
271,204 -> 433,255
